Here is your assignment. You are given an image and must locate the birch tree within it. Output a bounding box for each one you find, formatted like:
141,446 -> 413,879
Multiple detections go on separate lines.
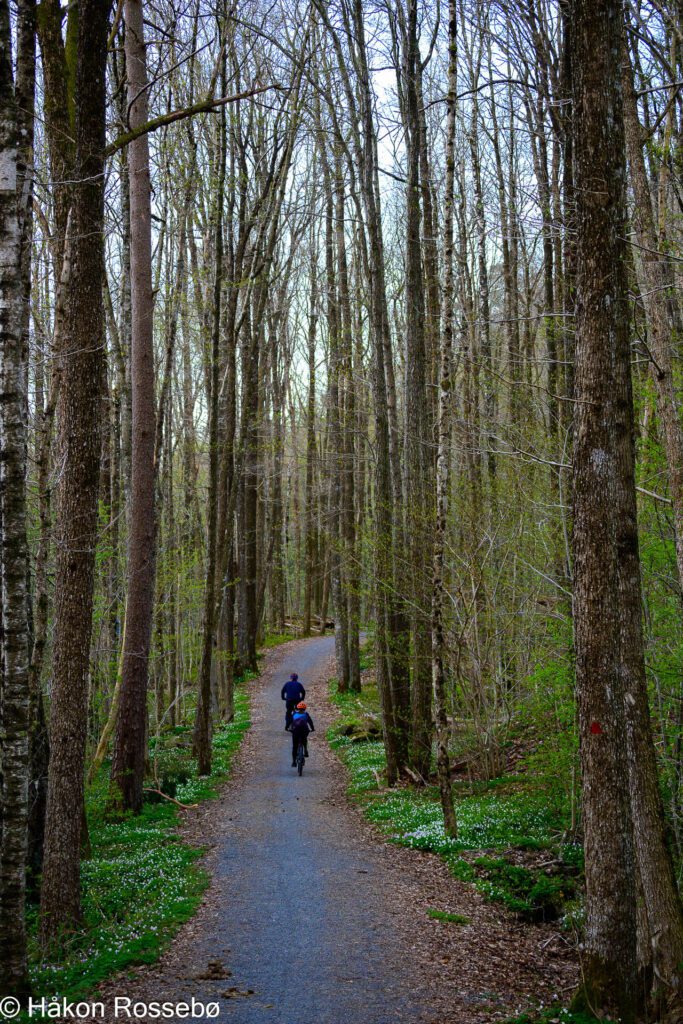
0,0 -> 30,992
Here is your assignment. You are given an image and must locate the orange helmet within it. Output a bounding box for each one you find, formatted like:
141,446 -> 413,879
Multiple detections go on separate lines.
296,701 -> 306,710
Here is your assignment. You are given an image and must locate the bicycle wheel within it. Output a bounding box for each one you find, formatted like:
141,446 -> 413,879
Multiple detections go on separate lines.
297,741 -> 305,776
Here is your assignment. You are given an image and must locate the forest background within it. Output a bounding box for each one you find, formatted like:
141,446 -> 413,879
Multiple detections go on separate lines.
0,0 -> 682,1021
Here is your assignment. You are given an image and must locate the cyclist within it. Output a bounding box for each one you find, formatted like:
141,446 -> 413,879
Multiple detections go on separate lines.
288,701 -> 315,766
281,672 -> 305,730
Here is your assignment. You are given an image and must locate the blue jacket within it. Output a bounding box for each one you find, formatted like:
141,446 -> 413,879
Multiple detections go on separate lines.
290,711 -> 314,735
281,679 -> 306,703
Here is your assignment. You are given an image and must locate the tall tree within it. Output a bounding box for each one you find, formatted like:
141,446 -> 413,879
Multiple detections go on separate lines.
16,0 -> 45,888
302,236 -> 318,637
40,0 -> 112,942
396,0 -> 434,780
334,154 -> 361,692
613,225 -> 683,1016
431,0 -> 458,841
570,0 -> 637,1016
0,0 -> 31,992
111,0 -> 157,813
193,23 -> 227,776
320,131 -> 350,691
621,34 -> 683,600
615,32 -> 683,1013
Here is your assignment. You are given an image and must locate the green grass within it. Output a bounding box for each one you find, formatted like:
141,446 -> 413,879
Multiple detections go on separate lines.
27,684 -> 251,1001
426,908 -> 470,925
328,680 -> 581,924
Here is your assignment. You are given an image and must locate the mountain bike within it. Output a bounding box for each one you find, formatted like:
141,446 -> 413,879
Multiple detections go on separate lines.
295,739 -> 306,776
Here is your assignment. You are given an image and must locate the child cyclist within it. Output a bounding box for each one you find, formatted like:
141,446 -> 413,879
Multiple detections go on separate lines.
288,701 -> 314,766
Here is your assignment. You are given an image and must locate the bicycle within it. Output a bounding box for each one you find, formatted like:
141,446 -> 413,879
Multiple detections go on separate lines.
284,701 -> 297,731
295,738 -> 306,776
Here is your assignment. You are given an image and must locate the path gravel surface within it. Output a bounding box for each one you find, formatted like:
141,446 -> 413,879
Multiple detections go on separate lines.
96,636 -> 577,1024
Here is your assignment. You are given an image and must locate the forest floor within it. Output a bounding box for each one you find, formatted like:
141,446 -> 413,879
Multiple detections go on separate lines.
94,635 -> 578,1024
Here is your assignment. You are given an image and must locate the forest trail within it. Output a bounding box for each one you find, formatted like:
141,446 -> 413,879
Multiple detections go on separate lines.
102,637 -> 433,1023
98,636 -> 576,1024
182,634 -> 430,1023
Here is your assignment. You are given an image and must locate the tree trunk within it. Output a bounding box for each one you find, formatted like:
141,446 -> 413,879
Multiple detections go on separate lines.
40,0 -> 111,942
351,0 -> 404,778
614,54 -> 683,1008
322,145 -> 350,690
614,261 -> 683,1017
0,0 -> 31,989
431,0 -> 458,840
111,0 -> 157,813
402,0 -> 433,781
14,0 -> 48,890
193,44 -> 227,776
335,157 -> 361,692
237,308 -> 260,673
621,41 -> 683,600
303,247 -> 318,637
570,0 -> 637,1016
34,0 -> 73,271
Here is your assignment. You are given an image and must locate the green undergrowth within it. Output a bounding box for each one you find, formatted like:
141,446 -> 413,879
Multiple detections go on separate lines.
261,627 -> 299,649
27,683 -> 251,1001
328,680 -> 582,925
470,856 -> 577,922
504,1010 -> 609,1024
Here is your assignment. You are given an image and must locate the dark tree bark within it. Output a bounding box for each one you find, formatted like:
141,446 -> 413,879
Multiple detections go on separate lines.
570,0 -> 637,1016
615,36 -> 683,1013
401,0 -> 433,781
111,0 -> 157,813
40,0 -> 111,942
35,0 -> 73,270
613,240 -> 683,1015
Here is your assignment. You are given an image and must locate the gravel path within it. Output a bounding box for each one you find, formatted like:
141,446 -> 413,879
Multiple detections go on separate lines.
181,634 -> 430,1023
96,636 -> 577,1024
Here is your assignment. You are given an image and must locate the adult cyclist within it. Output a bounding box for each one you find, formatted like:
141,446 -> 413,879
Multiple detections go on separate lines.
281,672 -> 305,730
